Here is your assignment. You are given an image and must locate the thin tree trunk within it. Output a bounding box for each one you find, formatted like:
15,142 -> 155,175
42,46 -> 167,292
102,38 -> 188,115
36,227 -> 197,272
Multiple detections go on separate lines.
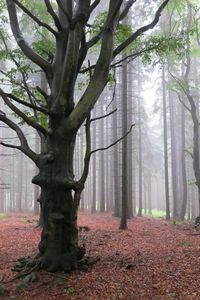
91,110 -> 97,213
162,65 -> 170,220
138,67 -> 143,217
34,132 -> 40,215
113,97 -> 120,217
168,88 -> 179,219
180,101 -> 187,220
148,171 -> 152,215
99,104 -> 106,212
127,63 -> 133,218
119,56 -> 128,229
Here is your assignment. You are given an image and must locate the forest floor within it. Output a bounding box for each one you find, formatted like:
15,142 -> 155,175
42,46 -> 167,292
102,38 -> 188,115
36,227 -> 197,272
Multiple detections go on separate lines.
1,213 -> 200,300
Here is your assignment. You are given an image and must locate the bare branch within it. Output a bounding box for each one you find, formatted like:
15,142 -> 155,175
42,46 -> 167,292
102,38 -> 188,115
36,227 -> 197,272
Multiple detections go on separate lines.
80,41 -> 164,74
0,90 -> 47,136
3,39 -> 48,112
0,70 -> 46,112
119,0 -> 136,21
89,0 -> 101,15
85,0 -> 135,55
168,71 -> 189,95
86,0 -> 123,52
3,92 -> 49,115
113,0 -> 170,57
0,69 -> 42,112
0,34 -> 48,115
0,53 -> 37,107
0,112 -> 38,163
90,108 -> 117,122
13,0 -> 58,36
90,124 -> 135,155
111,42 -> 163,68
86,29 -> 103,50
6,0 -> 53,84
54,2 -> 91,111
44,0 -> 62,31
78,114 -> 91,186
56,0 -> 72,26
67,0 -> 122,132
107,0 -> 123,25
0,141 -> 20,150
171,89 -> 191,113
77,29 -> 87,73
36,86 -> 48,101
72,0 -> 91,27
106,73 -> 117,111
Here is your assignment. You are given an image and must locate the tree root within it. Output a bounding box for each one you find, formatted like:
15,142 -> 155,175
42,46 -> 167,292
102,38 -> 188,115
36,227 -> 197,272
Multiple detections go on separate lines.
2,251 -> 100,284
2,257 -> 41,284
12,256 -> 40,273
78,256 -> 100,270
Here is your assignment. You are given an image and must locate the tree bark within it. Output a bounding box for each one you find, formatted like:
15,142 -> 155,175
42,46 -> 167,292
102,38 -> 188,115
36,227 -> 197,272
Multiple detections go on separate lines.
99,104 -> 106,212
38,186 -> 78,272
91,110 -> 97,213
168,87 -> 179,219
180,98 -> 187,220
162,65 -> 170,220
138,64 -> 143,217
32,126 -> 82,271
119,56 -> 128,229
113,93 -> 120,217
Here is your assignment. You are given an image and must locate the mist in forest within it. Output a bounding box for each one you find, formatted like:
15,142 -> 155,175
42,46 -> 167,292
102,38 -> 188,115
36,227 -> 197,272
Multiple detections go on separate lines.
0,0 -> 199,223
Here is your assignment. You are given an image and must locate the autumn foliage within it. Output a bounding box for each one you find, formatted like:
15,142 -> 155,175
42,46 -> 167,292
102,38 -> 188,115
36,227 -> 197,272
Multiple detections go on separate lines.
0,213 -> 200,300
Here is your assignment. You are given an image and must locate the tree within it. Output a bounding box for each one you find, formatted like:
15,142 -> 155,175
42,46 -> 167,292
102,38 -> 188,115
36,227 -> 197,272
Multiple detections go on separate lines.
119,53 -> 128,229
137,60 -> 143,217
0,0 -> 170,272
162,64 -> 170,220
168,1 -> 200,218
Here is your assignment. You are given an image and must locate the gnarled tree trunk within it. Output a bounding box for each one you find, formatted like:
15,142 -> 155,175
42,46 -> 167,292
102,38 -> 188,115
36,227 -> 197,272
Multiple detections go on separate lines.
32,129 -> 82,271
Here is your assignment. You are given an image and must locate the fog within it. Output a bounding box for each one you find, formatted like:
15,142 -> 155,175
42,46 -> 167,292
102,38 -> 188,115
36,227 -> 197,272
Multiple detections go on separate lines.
0,0 -> 199,222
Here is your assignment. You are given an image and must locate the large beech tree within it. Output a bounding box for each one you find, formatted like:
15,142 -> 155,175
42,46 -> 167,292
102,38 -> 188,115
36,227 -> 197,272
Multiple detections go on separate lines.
0,0 -> 169,272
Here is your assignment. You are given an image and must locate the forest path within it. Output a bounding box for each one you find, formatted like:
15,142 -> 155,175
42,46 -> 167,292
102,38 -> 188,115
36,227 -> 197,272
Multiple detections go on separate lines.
0,213 -> 200,300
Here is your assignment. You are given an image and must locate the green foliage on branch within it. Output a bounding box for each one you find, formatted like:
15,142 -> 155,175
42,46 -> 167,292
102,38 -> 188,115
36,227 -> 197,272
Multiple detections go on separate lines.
88,11 -> 133,48
141,35 -> 186,65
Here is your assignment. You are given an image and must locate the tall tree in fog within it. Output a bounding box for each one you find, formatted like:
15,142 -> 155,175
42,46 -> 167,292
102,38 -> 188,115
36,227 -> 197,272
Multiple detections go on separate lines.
180,90 -> 187,220
91,110 -> 97,213
162,64 -> 170,220
137,63 -> 143,217
127,62 -> 134,218
119,56 -> 128,229
112,86 -> 120,217
169,2 -> 200,218
0,0 -> 170,271
173,39 -> 200,218
99,104 -> 106,212
168,74 -> 179,218
16,152 -> 23,212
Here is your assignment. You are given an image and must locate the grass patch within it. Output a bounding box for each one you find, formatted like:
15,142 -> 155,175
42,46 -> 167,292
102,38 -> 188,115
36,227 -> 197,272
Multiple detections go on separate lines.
0,213 -> 7,219
64,287 -> 75,295
142,209 -> 166,218
178,241 -> 193,247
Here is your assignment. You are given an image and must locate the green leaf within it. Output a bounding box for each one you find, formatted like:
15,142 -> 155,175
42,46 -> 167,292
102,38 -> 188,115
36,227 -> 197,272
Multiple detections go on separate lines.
191,46 -> 200,57
64,287 -> 75,295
